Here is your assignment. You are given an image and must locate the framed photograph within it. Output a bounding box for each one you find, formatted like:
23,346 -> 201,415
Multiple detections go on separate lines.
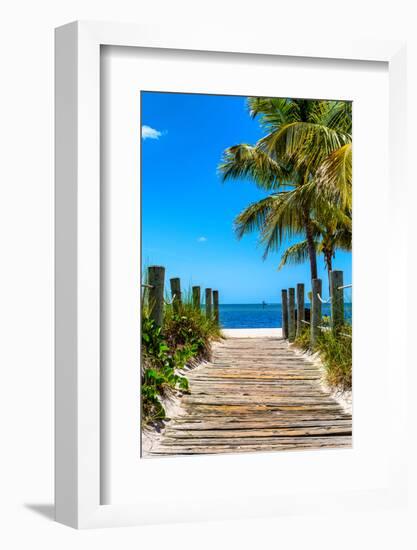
55,21 -> 407,528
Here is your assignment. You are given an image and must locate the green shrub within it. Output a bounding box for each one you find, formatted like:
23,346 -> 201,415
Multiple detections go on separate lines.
163,300 -> 221,363
316,324 -> 352,391
292,322 -> 352,392
141,316 -> 191,426
141,293 -> 221,428
293,324 -> 311,351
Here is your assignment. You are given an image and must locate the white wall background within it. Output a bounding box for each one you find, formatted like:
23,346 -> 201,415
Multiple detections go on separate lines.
0,0 -> 416,547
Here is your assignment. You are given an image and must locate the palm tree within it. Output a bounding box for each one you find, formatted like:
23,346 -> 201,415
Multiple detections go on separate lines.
279,209 -> 351,291
219,97 -> 352,281
232,181 -> 351,286
250,97 -> 351,278
220,142 -> 319,278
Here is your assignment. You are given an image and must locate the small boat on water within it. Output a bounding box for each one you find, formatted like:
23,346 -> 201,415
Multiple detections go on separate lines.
261,301 -> 267,308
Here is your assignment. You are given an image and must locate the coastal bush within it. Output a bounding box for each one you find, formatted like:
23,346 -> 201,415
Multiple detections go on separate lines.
141,316 -> 191,426
141,296 -> 221,427
292,322 -> 352,392
316,324 -> 352,391
163,300 -> 221,363
293,325 -> 311,351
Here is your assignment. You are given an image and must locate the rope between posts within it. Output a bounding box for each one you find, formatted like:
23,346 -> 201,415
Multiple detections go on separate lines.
301,320 -> 329,331
283,278 -> 351,340
164,293 -> 177,305
302,319 -> 350,336
142,283 -> 176,306
317,283 -> 351,303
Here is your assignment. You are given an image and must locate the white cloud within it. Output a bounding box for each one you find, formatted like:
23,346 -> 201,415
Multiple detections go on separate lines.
142,125 -> 164,140
197,236 -> 208,242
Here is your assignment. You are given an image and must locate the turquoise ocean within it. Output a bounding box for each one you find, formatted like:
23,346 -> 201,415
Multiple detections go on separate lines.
219,303 -> 352,329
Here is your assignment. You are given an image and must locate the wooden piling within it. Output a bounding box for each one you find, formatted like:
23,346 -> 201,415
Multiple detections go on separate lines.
311,278 -> 322,347
170,277 -> 182,313
213,290 -> 219,324
281,289 -> 289,339
192,286 -> 201,310
330,270 -> 344,332
288,288 -> 296,342
296,283 -> 305,337
148,266 -> 165,327
205,288 -> 212,318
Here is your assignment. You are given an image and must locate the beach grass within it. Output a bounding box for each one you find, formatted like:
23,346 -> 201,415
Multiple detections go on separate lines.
316,324 -> 352,391
141,289 -> 221,427
294,323 -> 352,391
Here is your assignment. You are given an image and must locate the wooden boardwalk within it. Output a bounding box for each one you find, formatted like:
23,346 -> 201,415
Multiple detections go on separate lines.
145,336 -> 352,456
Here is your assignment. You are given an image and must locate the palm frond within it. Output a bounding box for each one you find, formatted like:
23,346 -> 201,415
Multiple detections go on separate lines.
247,97 -> 300,130
259,190 -> 305,258
278,240 -> 311,269
313,143 -> 352,210
234,195 -> 278,239
258,122 -> 351,174
333,228 -> 352,251
305,100 -> 333,124
218,144 -> 292,190
321,101 -> 352,133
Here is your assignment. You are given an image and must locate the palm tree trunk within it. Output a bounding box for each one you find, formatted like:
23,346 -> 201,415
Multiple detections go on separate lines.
303,209 -> 318,280
324,249 -> 333,294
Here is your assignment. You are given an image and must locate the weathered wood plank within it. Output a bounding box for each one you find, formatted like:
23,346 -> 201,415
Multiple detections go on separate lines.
143,335 -> 351,456
147,437 -> 352,455
165,426 -> 352,438
171,419 -> 352,429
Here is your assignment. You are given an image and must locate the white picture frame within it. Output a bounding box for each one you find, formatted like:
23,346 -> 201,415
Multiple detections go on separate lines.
55,20 -> 407,529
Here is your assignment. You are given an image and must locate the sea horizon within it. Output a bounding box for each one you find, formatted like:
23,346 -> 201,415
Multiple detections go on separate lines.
217,303 -> 352,329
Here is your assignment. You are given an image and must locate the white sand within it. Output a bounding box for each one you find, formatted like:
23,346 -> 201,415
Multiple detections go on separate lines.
222,328 -> 283,338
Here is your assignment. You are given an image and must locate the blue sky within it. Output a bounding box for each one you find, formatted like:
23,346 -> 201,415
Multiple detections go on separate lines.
141,91 -> 352,304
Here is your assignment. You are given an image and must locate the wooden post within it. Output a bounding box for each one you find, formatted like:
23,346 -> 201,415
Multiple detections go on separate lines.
288,288 -> 296,342
205,288 -> 212,318
169,277 -> 182,313
192,286 -> 201,310
148,266 -> 165,327
213,290 -> 219,324
330,270 -> 344,332
296,283 -> 305,337
281,289 -> 289,339
311,278 -> 322,347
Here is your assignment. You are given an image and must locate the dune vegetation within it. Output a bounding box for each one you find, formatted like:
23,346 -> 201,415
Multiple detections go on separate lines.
294,321 -> 352,391
141,293 -> 221,428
